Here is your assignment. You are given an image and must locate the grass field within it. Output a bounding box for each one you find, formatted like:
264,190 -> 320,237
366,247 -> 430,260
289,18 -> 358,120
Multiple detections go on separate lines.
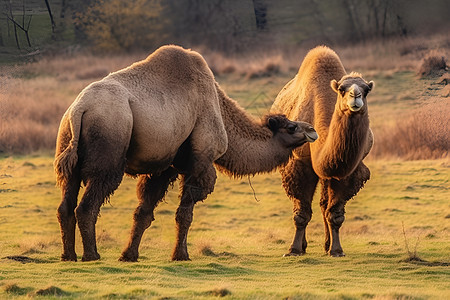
0,156 -> 449,299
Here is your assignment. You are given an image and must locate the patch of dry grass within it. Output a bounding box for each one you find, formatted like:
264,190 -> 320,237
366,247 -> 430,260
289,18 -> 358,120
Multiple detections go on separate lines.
370,99 -> 449,160
0,52 -> 147,154
203,34 -> 450,76
417,50 -> 448,78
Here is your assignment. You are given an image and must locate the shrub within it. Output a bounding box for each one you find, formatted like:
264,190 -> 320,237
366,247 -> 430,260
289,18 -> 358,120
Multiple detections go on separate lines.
371,100 -> 449,160
418,52 -> 448,78
75,0 -> 167,52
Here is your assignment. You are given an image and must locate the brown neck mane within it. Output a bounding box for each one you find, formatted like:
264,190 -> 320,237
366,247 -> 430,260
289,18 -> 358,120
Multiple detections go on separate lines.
214,83 -> 292,177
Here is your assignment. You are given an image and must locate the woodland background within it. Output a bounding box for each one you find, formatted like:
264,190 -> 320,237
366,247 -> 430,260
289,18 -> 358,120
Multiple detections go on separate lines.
0,0 -> 449,56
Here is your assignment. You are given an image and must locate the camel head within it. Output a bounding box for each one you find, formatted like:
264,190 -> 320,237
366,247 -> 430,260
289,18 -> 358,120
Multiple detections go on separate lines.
331,73 -> 374,114
264,114 -> 318,148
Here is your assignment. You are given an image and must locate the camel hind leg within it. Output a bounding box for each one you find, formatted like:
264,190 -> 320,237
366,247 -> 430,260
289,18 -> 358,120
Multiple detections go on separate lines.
280,158 -> 318,256
120,168 -> 178,262
75,131 -> 129,261
319,179 -> 331,253
57,173 -> 82,261
75,168 -> 124,261
75,105 -> 133,261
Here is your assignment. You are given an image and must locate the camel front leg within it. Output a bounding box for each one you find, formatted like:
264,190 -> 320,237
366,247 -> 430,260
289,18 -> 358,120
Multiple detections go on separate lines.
172,203 -> 195,261
319,179 -> 331,253
280,158 -> 318,256
172,163 -> 217,261
324,179 -> 346,257
120,169 -> 178,262
285,205 -> 312,256
324,163 -> 370,256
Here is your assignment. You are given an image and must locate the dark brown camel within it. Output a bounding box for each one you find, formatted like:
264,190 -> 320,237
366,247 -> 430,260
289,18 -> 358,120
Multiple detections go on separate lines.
271,46 -> 374,257
54,45 -> 318,262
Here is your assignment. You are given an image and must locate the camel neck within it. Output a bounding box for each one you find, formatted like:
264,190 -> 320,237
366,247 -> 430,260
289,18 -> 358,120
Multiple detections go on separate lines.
214,83 -> 291,177
312,107 -> 369,179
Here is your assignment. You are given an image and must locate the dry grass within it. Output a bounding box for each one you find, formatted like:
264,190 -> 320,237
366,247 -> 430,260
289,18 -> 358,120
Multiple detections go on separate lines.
1,34 -> 449,158
203,34 -> 450,76
0,52 -> 146,154
370,99 -> 449,160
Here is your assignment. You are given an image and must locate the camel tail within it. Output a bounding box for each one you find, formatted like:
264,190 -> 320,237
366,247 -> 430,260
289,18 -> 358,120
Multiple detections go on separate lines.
54,105 -> 84,187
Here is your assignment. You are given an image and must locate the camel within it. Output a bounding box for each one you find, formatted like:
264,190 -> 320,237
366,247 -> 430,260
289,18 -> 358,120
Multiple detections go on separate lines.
54,45 -> 318,262
271,46 -> 374,257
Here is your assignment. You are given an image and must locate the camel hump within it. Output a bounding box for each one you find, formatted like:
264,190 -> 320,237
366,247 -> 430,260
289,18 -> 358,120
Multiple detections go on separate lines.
297,46 -> 346,81
142,45 -> 213,81
306,45 -> 338,59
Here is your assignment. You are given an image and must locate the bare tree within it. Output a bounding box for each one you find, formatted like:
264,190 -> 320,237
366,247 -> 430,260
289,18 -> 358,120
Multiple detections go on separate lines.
3,0 -> 20,49
4,0 -> 32,48
44,0 -> 56,39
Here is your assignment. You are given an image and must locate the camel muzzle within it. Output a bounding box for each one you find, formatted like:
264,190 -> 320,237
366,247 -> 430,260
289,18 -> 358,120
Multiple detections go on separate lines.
348,84 -> 364,112
348,97 -> 363,112
305,130 -> 318,143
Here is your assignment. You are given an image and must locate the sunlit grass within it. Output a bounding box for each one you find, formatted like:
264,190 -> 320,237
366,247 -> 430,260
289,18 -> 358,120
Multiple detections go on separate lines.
1,156 -> 449,298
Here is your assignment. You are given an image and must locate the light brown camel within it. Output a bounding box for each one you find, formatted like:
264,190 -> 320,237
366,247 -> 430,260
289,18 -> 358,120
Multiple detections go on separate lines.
271,46 -> 374,257
54,45 -> 318,262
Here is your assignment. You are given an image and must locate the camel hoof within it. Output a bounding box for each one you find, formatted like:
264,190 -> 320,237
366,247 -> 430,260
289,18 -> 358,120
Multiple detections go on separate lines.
61,253 -> 77,262
171,253 -> 191,261
283,249 -> 305,257
81,252 -> 100,262
119,252 -> 138,262
172,255 -> 191,261
329,250 -> 345,257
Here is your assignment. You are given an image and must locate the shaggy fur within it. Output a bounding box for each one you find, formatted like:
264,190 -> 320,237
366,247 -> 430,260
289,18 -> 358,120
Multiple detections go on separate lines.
54,45 -> 317,262
271,46 -> 374,257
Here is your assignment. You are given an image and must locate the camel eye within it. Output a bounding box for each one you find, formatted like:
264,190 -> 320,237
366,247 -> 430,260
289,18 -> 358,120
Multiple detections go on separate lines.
287,124 -> 297,134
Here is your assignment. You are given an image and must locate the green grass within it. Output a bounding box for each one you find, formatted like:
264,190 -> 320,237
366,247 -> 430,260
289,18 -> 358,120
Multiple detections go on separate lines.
1,155 -> 449,299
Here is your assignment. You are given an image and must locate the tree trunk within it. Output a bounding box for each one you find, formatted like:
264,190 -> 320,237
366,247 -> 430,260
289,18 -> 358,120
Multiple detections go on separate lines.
252,0 -> 267,30
8,1 -> 20,49
381,0 -> 389,37
44,0 -> 56,39
0,25 -> 3,46
60,0 -> 67,18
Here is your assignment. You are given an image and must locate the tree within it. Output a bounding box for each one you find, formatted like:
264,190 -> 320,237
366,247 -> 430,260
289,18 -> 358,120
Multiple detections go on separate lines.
341,0 -> 408,40
2,0 -> 32,49
75,0 -> 167,52
164,0 -> 254,53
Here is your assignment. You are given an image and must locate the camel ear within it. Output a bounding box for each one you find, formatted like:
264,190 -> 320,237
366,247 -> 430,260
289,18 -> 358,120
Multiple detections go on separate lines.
331,79 -> 339,93
267,117 -> 280,132
367,80 -> 374,91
